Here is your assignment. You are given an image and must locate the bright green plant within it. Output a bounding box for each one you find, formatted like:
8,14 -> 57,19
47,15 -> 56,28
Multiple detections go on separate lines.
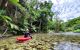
73,29 -> 80,33
65,27 -> 73,32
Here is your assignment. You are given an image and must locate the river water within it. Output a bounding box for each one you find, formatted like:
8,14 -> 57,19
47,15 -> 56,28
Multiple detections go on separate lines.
48,32 -> 80,50
54,42 -> 80,50
48,32 -> 80,36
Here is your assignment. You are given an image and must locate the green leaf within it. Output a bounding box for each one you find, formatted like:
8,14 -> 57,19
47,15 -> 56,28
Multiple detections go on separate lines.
10,23 -> 19,30
8,0 -> 26,13
9,0 -> 19,3
3,16 -> 12,21
10,23 -> 14,29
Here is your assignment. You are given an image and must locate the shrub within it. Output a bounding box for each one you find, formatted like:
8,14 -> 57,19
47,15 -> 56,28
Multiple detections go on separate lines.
73,29 -> 80,33
65,27 -> 73,32
74,24 -> 80,30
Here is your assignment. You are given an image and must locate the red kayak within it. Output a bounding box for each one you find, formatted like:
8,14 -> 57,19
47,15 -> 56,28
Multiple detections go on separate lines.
16,36 -> 31,42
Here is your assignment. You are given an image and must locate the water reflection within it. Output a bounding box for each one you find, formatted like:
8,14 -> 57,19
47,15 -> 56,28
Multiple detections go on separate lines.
48,32 -> 80,36
54,42 -> 80,50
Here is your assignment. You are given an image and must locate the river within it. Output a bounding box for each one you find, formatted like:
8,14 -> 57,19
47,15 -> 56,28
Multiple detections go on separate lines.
48,32 -> 80,36
54,42 -> 80,50
48,32 -> 80,50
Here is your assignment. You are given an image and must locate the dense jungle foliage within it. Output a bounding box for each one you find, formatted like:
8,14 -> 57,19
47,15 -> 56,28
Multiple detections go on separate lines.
64,16 -> 80,32
0,0 -> 80,35
0,0 -> 55,35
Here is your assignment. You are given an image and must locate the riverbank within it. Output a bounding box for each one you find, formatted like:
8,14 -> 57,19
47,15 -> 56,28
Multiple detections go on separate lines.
0,34 -> 80,50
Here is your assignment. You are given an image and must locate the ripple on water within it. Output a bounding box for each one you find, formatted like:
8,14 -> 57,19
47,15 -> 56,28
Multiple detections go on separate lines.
54,42 -> 80,50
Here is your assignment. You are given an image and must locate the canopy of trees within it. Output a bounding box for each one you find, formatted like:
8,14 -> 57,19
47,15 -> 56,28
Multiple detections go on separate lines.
0,0 -> 80,35
0,0 -> 55,35
64,16 -> 80,32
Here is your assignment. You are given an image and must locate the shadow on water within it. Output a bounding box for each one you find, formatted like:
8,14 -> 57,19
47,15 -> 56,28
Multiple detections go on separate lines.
54,42 -> 80,50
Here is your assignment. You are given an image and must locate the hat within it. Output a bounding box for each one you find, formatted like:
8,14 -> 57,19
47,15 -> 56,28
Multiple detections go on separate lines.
26,29 -> 29,32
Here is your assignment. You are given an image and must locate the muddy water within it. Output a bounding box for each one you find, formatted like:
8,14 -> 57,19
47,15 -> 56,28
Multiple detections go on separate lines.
54,42 -> 80,50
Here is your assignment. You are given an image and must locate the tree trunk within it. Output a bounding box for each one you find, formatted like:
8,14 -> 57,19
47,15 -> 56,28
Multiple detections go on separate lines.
0,0 -> 2,6
1,0 -> 8,8
39,19 -> 42,33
